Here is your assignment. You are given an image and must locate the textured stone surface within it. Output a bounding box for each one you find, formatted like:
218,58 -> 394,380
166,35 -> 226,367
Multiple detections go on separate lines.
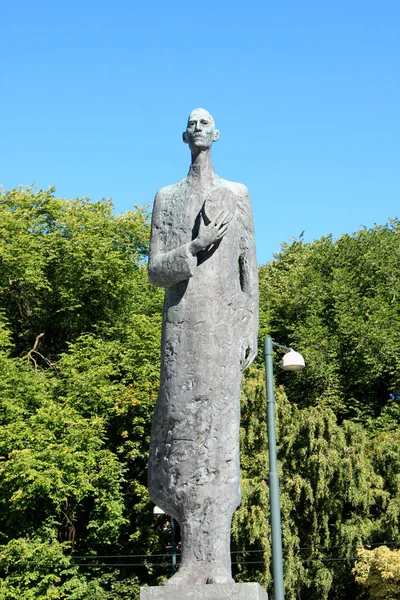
147,109 -> 259,585
140,583 -> 268,600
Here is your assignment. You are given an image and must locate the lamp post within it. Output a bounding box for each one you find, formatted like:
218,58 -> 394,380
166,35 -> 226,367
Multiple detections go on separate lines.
264,337 -> 305,600
153,506 -> 177,575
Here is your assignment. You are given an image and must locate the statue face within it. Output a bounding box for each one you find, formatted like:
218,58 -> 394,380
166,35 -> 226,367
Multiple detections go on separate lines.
183,109 -> 220,151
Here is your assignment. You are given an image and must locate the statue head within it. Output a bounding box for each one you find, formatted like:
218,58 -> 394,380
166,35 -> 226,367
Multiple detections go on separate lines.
183,108 -> 220,153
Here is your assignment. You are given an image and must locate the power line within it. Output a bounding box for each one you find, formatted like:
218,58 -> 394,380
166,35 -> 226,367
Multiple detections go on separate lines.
70,539 -> 400,561
10,549 -> 400,570
71,556 -> 376,568
72,552 -> 173,559
13,542 -> 396,570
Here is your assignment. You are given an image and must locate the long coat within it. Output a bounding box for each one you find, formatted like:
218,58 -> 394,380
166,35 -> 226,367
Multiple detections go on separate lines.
148,173 -> 259,524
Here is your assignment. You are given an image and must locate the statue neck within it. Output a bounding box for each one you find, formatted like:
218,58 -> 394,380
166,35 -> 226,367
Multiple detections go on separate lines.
188,149 -> 216,182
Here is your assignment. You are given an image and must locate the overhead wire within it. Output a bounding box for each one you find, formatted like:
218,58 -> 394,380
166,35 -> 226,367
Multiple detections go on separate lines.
70,539 -> 400,561
12,542 -> 398,569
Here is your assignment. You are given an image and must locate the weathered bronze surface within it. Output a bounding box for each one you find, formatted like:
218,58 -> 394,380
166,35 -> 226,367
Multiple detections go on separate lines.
148,109 -> 259,586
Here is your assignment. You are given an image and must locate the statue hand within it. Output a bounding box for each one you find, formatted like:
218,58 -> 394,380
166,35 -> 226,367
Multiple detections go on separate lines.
241,338 -> 258,372
190,210 -> 232,255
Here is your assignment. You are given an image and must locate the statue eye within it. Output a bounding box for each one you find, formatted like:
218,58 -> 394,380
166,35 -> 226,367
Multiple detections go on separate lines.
201,120 -> 208,125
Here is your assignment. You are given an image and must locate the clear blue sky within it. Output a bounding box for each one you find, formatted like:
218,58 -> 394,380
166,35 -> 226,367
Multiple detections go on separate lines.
1,0 -> 399,264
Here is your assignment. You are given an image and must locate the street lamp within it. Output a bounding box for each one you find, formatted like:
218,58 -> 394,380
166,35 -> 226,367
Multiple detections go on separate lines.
153,506 -> 177,575
264,337 -> 305,600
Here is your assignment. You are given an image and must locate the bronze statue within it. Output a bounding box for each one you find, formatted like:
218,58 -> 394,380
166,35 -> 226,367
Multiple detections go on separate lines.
148,108 -> 259,585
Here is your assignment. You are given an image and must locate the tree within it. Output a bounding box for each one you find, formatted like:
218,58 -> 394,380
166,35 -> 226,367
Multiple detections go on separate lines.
1,186 -> 399,598
0,187 -> 165,598
259,221 -> 400,425
0,186 -> 152,358
353,546 -> 400,599
252,222 -> 400,597
233,363 -> 394,600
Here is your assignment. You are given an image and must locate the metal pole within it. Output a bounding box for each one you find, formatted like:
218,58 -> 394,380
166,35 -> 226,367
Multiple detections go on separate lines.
264,336 -> 285,600
171,517 -> 177,574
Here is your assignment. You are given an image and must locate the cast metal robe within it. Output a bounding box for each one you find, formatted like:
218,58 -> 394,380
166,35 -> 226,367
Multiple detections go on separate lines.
148,175 -> 258,525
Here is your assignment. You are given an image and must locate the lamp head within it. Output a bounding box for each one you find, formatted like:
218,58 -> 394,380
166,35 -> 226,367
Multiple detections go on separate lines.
153,505 -> 165,515
281,349 -> 306,371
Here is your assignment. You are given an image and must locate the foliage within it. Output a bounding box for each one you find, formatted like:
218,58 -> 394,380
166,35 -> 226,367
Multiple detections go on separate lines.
247,221 -> 400,597
277,393 -> 382,600
0,536 -> 110,600
0,187 -> 165,598
259,221 -> 400,425
367,430 -> 400,543
353,546 -> 400,599
233,364 -> 399,599
232,365 -> 271,587
0,185 -> 151,358
1,186 -> 400,599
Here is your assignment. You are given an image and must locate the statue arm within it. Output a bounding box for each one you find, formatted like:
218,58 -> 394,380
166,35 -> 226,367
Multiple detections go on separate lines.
238,186 -> 259,370
148,191 -> 197,288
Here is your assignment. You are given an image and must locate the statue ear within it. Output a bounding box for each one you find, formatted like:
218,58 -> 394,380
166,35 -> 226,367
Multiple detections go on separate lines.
182,131 -> 189,144
213,129 -> 220,142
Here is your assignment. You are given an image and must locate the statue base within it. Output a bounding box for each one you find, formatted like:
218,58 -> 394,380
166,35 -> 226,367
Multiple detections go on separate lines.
140,582 -> 268,599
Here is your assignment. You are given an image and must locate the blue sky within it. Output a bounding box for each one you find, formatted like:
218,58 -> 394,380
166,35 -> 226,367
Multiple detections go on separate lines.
1,0 -> 399,264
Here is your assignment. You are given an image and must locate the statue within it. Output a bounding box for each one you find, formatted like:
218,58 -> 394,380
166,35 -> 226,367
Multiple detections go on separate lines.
148,108 -> 259,586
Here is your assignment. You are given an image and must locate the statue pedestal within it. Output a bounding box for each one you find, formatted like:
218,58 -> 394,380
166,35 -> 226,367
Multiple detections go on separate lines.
140,583 -> 268,599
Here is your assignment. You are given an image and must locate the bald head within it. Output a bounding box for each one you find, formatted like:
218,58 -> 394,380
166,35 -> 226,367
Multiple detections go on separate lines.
183,108 -> 220,152
187,108 -> 215,129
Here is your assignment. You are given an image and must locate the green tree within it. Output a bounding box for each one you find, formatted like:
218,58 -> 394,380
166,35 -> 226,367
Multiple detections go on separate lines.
232,365 -> 271,588
259,221 -> 400,425
0,186 -> 152,358
1,186 -> 400,599
353,546 -> 400,599
232,362 -> 395,600
0,187 -> 165,598
250,222 -> 400,598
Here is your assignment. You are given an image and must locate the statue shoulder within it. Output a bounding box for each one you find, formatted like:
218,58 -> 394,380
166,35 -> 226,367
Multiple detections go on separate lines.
217,179 -> 253,225
217,178 -> 249,198
155,179 -> 186,202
